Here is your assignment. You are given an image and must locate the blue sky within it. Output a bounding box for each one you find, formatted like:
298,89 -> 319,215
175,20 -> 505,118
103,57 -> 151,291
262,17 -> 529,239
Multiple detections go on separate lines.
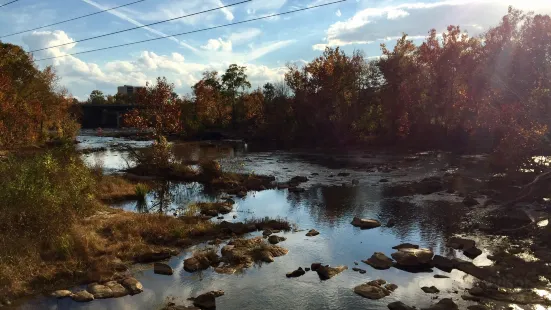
1,0 -> 550,100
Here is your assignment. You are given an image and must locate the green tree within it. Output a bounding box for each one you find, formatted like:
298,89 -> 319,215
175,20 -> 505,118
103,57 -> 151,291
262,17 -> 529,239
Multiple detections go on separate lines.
221,64 -> 251,127
87,90 -> 106,104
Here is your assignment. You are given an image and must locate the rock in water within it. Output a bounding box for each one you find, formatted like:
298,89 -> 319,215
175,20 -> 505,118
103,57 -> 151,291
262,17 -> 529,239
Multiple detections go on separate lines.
51,290 -> 72,299
268,235 -> 286,244
464,247 -> 483,259
392,243 -> 419,250
191,290 -> 224,310
421,298 -> 458,310
87,283 -> 113,299
104,281 -> 128,298
421,286 -> 440,294
305,229 -> 319,236
71,290 -> 94,302
391,248 -> 434,266
316,265 -> 347,280
388,301 -> 415,310
354,279 -> 396,300
311,262 -> 322,271
431,255 -> 454,272
447,237 -> 476,249
363,252 -> 394,270
121,277 -> 143,295
154,262 -> 174,275
286,267 -> 306,278
351,217 -> 381,229
462,196 -> 479,207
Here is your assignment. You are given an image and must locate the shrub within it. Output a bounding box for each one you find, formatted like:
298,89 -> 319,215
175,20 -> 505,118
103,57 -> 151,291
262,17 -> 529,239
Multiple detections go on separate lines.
135,183 -> 149,202
199,160 -> 222,179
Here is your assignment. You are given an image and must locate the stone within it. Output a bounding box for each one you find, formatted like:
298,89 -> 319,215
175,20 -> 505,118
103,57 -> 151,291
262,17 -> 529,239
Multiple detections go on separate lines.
391,248 -> 434,266
316,265 -> 348,280
363,252 -> 394,270
290,176 -> 308,183
388,301 -> 415,310
464,247 -> 483,259
421,298 -> 458,310
392,243 -> 419,250
154,262 -> 174,275
354,280 -> 393,300
447,237 -> 476,250
305,229 -> 319,236
191,290 -> 224,310
351,217 -> 381,229
433,275 -> 450,279
262,229 -> 273,236
71,290 -> 94,302
421,286 -> 440,294
51,290 -> 72,299
384,284 -> 398,292
268,235 -> 286,244
87,283 -> 113,299
121,277 -> 143,295
305,268 -> 310,271
286,267 -> 306,278
463,196 -> 479,207
135,249 -> 175,263
184,256 -> 212,272
104,281 -> 128,298
431,255 -> 454,272
352,267 -> 366,274
311,262 -> 322,271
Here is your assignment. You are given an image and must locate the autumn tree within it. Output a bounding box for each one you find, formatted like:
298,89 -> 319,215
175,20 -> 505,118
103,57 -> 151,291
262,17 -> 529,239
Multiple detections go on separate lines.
193,71 -> 231,127
123,77 -> 182,139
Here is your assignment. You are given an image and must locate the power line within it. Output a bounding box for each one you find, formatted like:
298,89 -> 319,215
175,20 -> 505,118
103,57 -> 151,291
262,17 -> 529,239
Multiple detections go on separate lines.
0,0 -> 147,38
34,0 -> 346,62
0,0 -> 20,8
29,0 -> 252,53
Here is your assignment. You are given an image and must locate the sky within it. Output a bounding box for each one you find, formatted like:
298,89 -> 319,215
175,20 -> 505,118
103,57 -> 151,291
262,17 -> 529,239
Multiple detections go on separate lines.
1,0 -> 550,100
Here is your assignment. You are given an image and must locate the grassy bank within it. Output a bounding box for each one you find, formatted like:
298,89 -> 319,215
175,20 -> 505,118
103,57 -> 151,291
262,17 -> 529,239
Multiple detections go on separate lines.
0,148 -> 291,303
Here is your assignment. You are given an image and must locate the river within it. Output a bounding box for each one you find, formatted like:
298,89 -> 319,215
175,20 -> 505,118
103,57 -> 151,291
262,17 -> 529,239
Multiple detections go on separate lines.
20,130 -> 550,310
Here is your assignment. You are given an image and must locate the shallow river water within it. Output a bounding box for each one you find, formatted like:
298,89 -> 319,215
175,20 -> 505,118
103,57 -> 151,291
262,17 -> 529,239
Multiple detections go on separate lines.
20,131 -> 551,310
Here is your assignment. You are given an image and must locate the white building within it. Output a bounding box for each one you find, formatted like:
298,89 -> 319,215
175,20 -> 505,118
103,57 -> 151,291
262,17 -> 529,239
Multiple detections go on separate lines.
117,85 -> 144,96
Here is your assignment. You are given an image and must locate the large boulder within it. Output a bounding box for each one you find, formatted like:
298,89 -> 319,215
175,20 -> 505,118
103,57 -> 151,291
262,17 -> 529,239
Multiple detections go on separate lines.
268,235 -> 286,244
447,237 -> 476,250
391,248 -> 434,266
363,252 -> 394,270
121,277 -> 143,295
87,283 -> 113,299
154,262 -> 174,275
421,286 -> 440,294
191,290 -> 224,310
71,290 -> 94,302
351,217 -> 381,229
286,267 -> 306,278
316,265 -> 348,280
392,243 -> 419,250
305,229 -> 319,236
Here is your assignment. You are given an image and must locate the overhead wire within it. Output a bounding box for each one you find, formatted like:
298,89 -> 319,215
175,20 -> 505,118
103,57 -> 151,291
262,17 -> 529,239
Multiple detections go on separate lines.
29,0 -> 252,53
0,0 -> 20,8
0,0 -> 147,38
34,0 -> 347,62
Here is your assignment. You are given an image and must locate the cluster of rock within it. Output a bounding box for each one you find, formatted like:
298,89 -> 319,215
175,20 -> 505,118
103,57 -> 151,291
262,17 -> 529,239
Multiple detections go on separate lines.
51,277 -> 143,303
354,279 -> 398,299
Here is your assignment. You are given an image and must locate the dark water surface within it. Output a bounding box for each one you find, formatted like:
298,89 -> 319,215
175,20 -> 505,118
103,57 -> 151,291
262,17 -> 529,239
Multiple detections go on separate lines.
20,131 -> 549,310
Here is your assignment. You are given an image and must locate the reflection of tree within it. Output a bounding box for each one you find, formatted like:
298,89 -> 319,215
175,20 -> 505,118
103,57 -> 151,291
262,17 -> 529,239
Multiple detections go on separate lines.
377,199 -> 464,256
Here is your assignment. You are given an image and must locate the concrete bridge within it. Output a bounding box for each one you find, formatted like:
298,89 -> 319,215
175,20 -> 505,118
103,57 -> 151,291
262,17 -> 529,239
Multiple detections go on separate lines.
77,104 -> 140,128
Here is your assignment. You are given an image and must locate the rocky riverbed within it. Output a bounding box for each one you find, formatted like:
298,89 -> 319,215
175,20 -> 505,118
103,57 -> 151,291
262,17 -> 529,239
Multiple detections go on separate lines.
16,132 -> 551,309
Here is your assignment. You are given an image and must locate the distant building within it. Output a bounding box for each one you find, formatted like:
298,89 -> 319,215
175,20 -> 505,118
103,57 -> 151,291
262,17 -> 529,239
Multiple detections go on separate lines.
117,85 -> 144,96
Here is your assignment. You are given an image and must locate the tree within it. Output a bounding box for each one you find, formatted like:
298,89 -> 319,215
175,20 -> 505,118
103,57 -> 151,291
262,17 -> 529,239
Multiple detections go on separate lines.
87,90 -> 106,104
193,71 -> 230,127
123,77 -> 183,139
221,64 -> 251,127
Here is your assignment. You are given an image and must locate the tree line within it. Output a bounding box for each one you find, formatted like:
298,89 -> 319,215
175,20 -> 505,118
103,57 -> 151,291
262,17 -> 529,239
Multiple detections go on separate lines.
124,7 -> 551,168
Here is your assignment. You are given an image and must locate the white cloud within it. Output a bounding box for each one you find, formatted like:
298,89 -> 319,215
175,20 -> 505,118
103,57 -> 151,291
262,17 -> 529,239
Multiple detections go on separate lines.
201,38 -> 233,52
80,0 -> 201,54
228,28 -> 262,45
245,0 -> 286,14
387,9 -> 409,20
312,0 -> 551,50
336,9 -> 342,17
22,30 -> 287,99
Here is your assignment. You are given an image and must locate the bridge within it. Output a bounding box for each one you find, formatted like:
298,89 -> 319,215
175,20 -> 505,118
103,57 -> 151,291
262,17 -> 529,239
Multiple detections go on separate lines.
76,104 -> 140,128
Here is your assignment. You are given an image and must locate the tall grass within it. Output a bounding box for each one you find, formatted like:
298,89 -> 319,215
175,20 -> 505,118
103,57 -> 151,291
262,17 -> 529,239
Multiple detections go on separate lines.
0,149 -> 97,297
